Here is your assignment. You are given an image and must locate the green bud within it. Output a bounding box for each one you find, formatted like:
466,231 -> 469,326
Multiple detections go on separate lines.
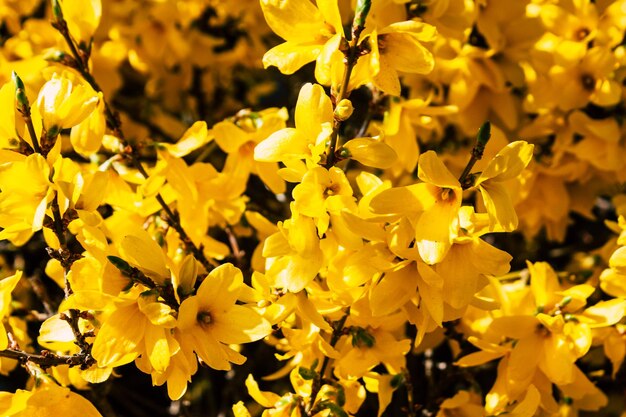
353,0 -> 372,29
318,401 -> 349,417
563,313 -> 579,322
298,366 -> 317,380
43,50 -> 68,63
559,295 -> 572,308
12,71 -> 29,109
107,255 -> 133,274
390,373 -> 404,388
51,0 -> 64,22
476,121 -> 491,147
334,99 -> 354,121
335,386 -> 346,407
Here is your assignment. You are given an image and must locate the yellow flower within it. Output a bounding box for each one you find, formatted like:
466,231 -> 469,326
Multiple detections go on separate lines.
292,166 -> 354,236
335,326 -> 411,379
213,108 -> 289,194
0,382 -> 103,417
0,271 -> 22,350
260,0 -> 344,81
370,150 -> 462,264
59,0 -> 102,44
263,213 -> 324,293
255,83 -> 332,167
341,137 -> 397,169
436,390 -> 486,417
91,290 -> 179,372
0,153 -> 54,245
473,141 -> 534,231
364,21 -> 436,96
176,263 -> 271,370
534,46 -> 621,111
69,93 -> 105,157
36,73 -> 99,135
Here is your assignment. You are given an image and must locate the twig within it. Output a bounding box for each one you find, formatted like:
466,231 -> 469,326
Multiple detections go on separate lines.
12,67 -> 95,370
12,72 -> 42,154
308,309 -> 350,415
458,121 -> 491,188
0,348 -> 94,369
325,0 -> 372,168
225,226 -> 245,269
107,256 -> 179,309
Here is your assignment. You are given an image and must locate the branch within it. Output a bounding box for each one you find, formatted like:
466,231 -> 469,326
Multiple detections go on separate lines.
307,308 -> 350,415
0,348 -> 95,369
107,256 -> 179,309
325,0 -> 371,168
458,121 -> 491,189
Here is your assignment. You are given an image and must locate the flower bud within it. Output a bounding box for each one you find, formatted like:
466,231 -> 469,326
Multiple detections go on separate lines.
353,0 -> 372,29
51,0 -> 64,22
334,99 -> 354,121
12,72 -> 29,110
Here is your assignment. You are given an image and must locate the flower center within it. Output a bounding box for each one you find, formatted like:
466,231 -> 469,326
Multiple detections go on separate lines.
580,73 -> 595,91
197,311 -> 212,326
574,27 -> 590,41
324,183 -> 340,197
439,187 -> 454,202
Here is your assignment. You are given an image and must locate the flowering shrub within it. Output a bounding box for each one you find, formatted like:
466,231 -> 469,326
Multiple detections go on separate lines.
0,0 -> 625,416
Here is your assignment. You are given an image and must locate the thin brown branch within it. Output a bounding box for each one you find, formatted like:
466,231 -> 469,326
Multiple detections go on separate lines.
308,308 -> 350,415
0,348 -> 94,369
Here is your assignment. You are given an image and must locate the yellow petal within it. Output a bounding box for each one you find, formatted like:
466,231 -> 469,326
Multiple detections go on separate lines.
144,324 -> 171,372
197,263 -> 243,311
316,0 -> 343,34
62,0 -> 102,43
417,151 -> 459,189
509,385 -> 540,417
343,137 -> 398,169
455,350 -> 506,367
0,271 -> 22,317
245,374 -> 281,407
476,141 -> 534,183
478,181 -> 517,231
260,0 -> 323,42
295,291 -> 332,332
583,298 -> 626,327
295,83 -> 333,137
254,128 -> 309,162
380,32 -> 434,74
70,94 -> 105,157
91,305 -> 145,367
212,305 -> 271,344
369,183 -> 432,214
163,121 -> 212,157
232,401 -> 252,417
23,384 -> 103,417
263,42 -> 322,74
507,334 -> 541,387
120,233 -> 169,283
213,121 -> 249,153
415,190 -> 461,243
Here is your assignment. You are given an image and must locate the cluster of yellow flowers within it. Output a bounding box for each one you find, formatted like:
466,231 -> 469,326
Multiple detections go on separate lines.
0,0 -> 625,416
